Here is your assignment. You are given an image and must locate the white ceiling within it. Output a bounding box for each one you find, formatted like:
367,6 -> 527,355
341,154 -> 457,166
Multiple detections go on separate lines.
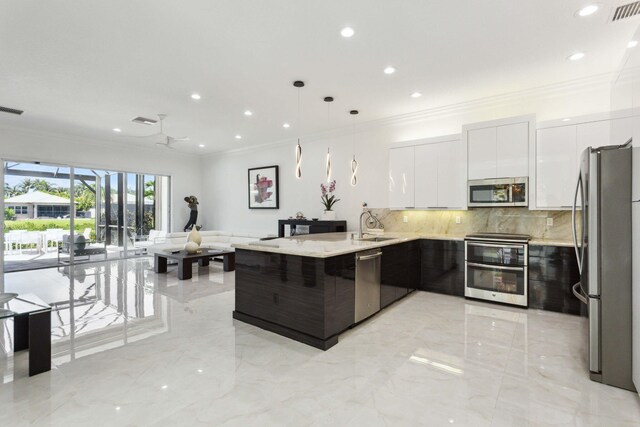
0,0 -> 638,153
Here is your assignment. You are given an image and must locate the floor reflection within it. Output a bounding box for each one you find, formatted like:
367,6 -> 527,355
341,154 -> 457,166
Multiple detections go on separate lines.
0,260 -> 638,426
1,257 -> 233,372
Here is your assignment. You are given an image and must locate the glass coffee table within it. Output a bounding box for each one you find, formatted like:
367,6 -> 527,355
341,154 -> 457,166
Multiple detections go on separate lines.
154,248 -> 236,280
0,293 -> 51,376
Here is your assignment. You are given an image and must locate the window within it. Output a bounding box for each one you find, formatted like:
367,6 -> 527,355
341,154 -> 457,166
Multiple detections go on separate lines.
37,205 -> 70,218
8,205 -> 28,214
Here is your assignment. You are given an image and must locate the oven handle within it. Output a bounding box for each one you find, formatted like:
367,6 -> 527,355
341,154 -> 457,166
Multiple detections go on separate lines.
466,262 -> 525,272
466,242 -> 525,250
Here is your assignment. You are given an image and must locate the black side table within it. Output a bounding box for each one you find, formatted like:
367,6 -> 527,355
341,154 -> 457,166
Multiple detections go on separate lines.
278,219 -> 347,237
1,293 -> 52,376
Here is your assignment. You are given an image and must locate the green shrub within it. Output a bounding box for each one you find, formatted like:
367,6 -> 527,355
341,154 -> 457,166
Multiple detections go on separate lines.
4,208 -> 15,221
4,218 -> 95,233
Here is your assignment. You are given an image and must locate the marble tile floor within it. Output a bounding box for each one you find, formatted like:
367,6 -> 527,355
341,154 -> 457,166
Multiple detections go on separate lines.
0,258 -> 639,426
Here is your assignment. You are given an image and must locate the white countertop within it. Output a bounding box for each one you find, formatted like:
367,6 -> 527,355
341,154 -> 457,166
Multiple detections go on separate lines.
232,232 -> 574,257
232,232 -> 462,258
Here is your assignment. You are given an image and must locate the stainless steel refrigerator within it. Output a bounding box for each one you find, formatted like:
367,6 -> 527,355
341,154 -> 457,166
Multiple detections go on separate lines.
572,142 -> 635,391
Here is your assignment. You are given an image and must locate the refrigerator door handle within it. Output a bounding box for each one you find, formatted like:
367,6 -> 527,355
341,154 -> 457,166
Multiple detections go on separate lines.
572,282 -> 588,305
589,298 -> 600,373
572,173 -> 583,273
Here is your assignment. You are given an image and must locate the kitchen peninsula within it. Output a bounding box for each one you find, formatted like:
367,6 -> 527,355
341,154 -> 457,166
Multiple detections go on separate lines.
232,233 -> 422,349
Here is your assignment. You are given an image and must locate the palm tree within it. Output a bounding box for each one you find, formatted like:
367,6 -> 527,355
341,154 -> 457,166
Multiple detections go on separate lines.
16,178 -> 36,194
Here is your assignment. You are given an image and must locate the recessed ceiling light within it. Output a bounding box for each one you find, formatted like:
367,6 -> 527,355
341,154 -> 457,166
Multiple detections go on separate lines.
562,118 -> 571,122
383,66 -> 396,75
235,135 -> 242,140
112,128 -> 121,133
191,93 -> 201,100
341,27 -> 355,38
629,40 -> 638,48
198,144 -> 205,148
283,123 -> 290,128
410,92 -> 422,98
568,52 -> 585,61
244,110 -> 252,116
577,4 -> 599,17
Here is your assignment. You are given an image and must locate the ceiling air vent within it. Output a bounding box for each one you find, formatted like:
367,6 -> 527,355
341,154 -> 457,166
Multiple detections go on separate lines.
0,105 -> 24,115
131,116 -> 157,125
612,1 -> 640,21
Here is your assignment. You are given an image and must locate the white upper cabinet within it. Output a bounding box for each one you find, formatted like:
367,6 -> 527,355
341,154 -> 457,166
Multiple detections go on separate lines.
534,116 -> 634,209
414,144 -> 438,208
466,117 -> 531,180
576,120 -> 610,170
388,146 -> 415,209
536,126 -> 576,209
389,136 -> 466,210
414,139 -> 466,209
467,127 -> 496,180
496,122 -> 529,177
437,139 -> 467,208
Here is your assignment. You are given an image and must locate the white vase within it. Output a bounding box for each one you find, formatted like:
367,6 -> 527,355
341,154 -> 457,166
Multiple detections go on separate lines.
187,225 -> 202,245
322,210 -> 336,220
184,241 -> 200,254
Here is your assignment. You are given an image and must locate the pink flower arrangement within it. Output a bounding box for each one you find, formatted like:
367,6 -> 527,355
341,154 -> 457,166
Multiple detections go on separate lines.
320,180 -> 340,211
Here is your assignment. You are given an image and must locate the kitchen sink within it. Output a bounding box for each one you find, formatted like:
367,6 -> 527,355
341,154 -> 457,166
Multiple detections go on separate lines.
361,237 -> 395,242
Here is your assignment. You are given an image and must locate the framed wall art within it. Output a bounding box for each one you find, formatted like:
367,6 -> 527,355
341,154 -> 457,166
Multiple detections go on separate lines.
248,165 -> 279,209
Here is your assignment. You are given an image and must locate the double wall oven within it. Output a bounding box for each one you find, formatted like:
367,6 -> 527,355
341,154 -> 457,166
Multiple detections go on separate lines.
464,233 -> 529,307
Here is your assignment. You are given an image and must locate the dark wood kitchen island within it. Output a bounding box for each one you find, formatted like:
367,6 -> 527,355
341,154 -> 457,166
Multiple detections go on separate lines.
232,233 -> 420,350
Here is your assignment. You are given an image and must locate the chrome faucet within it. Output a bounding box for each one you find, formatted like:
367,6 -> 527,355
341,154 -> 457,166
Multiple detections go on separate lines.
358,210 -> 368,239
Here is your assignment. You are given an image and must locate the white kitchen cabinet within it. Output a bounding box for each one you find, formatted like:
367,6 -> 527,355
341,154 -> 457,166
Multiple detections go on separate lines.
497,122 -> 529,177
437,139 -> 466,208
536,126 -> 576,208
534,117 -> 634,210
414,139 -> 466,209
467,127 -> 496,180
414,144 -> 438,208
466,118 -> 531,180
576,120 -> 610,171
611,117 -> 634,146
388,146 -> 415,208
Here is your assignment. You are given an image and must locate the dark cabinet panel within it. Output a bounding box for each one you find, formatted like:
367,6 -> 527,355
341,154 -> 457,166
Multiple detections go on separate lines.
324,254 -> 356,337
420,240 -> 464,296
528,245 -> 584,315
380,241 -> 420,308
234,249 -> 357,348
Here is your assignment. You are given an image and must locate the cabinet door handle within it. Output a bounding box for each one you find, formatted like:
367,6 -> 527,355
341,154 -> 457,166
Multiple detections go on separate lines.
466,262 -> 525,272
357,252 -> 383,260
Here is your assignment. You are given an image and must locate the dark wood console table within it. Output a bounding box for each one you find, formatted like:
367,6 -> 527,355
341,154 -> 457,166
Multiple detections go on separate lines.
278,219 -> 347,237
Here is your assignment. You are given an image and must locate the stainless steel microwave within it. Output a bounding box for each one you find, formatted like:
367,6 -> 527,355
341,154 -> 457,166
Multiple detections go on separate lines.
467,177 -> 528,207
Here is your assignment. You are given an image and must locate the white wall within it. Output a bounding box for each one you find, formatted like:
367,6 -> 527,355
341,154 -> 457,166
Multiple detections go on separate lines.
0,125 -> 202,232
611,26 -> 640,395
200,76 -> 613,235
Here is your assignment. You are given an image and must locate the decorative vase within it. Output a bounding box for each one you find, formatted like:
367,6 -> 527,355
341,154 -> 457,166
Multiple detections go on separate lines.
322,210 -> 336,220
184,241 -> 200,254
187,225 -> 202,245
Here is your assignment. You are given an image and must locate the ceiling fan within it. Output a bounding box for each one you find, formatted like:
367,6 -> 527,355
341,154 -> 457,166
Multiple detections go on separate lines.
131,114 -> 189,149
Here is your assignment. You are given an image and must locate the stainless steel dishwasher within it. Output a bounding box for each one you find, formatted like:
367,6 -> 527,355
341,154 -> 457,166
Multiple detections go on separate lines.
355,250 -> 382,323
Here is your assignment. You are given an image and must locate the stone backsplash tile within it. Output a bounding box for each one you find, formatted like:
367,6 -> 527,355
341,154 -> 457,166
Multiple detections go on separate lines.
370,208 -> 578,240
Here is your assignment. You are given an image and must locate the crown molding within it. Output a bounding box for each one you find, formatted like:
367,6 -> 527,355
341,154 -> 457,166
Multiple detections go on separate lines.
205,71 -> 617,158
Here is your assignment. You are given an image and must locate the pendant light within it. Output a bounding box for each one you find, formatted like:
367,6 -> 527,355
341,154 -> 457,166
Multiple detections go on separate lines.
324,96 -> 334,182
350,110 -> 359,186
293,80 -> 305,179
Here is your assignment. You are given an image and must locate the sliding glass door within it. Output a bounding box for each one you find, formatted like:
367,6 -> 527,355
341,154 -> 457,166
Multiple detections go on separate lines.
3,160 -> 170,272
